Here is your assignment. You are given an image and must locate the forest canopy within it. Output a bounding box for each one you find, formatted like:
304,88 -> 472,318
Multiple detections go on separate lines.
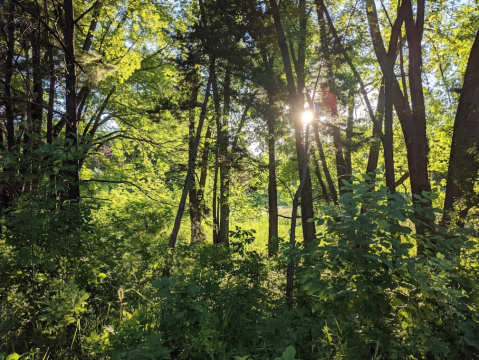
1,0 -> 479,359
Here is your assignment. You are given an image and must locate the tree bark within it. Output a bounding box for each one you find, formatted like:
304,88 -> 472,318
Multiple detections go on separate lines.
443,30 -> 479,226
268,0 -> 316,243
313,119 -> 338,204
311,150 -> 329,201
317,4 -> 348,194
366,81 -> 385,175
365,0 -> 431,239
345,88 -> 354,177
46,41 -> 55,144
212,157 -> 219,244
5,0 -> 15,150
63,0 -> 80,202
188,85 -> 204,243
286,124 -> 310,308
267,93 -> 279,256
218,70 -> 231,246
169,71 -> 213,248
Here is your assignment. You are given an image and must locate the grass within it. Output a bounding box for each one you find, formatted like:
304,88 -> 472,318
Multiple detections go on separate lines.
177,206 -> 303,256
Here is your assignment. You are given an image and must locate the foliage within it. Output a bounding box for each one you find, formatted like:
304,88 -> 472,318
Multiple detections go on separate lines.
1,0 -> 479,359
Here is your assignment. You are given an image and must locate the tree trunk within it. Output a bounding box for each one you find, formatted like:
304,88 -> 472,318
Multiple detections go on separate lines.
311,150 -> 329,201
443,30 -> 479,226
313,120 -> 338,204
31,33 -> 43,144
366,81 -> 385,175
383,56 -> 396,193
63,0 -> 80,202
403,0 -> 431,240
168,72 -> 212,248
5,1 -> 15,150
345,88 -> 354,177
267,94 -> 279,256
188,85 -> 204,243
197,124 -> 212,212
218,70 -> 231,246
317,4 -> 348,194
365,0 -> 431,240
268,0 -> 316,243
212,150 -> 219,244
46,41 -> 55,145
286,124 -> 310,308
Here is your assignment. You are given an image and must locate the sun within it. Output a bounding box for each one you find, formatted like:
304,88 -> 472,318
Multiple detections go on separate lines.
301,109 -> 314,125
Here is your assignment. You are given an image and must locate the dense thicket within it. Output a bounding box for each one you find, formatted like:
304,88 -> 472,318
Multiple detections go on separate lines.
1,0 -> 479,359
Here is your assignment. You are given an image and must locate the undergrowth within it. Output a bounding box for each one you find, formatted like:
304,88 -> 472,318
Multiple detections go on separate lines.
1,175 -> 479,359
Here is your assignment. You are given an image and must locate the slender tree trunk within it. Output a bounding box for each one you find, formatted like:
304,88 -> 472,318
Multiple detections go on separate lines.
365,0 -> 431,241
1,1 -> 15,235
313,120 -> 338,204
218,71 -> 231,246
317,4 -> 348,193
267,94 -> 279,256
268,0 -> 316,243
287,124 -> 310,308
212,156 -> 219,244
188,86 -> 204,243
366,81 -> 385,175
5,1 -> 15,150
211,62 -> 225,245
383,57 -> 396,193
311,150 -> 329,201
403,0 -> 431,240
31,34 -> 43,143
443,30 -> 479,226
63,0 -> 80,202
345,88 -> 354,177
197,124 -> 212,206
168,72 -> 213,248
46,42 -> 55,145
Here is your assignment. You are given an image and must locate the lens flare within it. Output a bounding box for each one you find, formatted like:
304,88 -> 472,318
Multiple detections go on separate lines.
301,110 -> 313,125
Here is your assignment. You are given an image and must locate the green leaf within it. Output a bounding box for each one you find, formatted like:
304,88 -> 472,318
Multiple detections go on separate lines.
153,276 -> 169,288
6,354 -> 20,360
407,262 -> 416,276
282,345 -> 296,360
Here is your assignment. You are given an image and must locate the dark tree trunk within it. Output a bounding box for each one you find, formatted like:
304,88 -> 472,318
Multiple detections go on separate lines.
365,0 -> 431,241
268,0 -> 316,243
1,1 -> 16,235
366,81 -> 385,175
5,1 -> 15,150
403,0 -> 431,240
197,125 -> 212,204
286,124 -> 310,307
188,86 -> 204,243
212,157 -> 219,244
31,34 -> 43,143
46,41 -> 55,145
317,4 -> 348,194
443,30 -> 479,226
168,72 -> 212,248
218,71 -> 231,246
345,88 -> 354,177
63,0 -> 80,202
313,120 -> 338,204
311,150 -> 329,201
383,57 -> 396,193
267,94 -> 279,256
